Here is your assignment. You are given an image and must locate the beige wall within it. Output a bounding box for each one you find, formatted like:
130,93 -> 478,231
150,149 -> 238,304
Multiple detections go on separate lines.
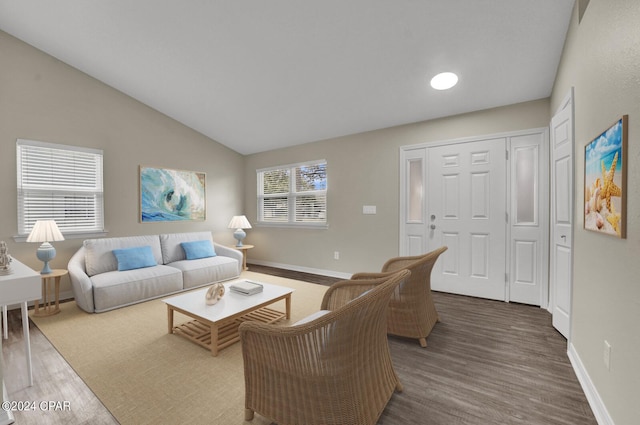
244,98 -> 550,275
0,31 -> 244,296
551,1 -> 640,423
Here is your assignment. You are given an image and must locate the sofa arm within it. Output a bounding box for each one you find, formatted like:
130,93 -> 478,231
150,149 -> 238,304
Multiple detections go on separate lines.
213,243 -> 243,275
68,246 -> 95,313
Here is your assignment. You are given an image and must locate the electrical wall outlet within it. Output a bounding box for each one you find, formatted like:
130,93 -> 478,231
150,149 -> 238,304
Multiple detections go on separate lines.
603,340 -> 611,370
334,251 -> 340,260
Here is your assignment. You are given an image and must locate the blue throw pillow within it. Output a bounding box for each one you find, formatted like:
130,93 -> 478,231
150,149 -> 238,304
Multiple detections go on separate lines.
181,240 -> 216,260
112,246 -> 157,271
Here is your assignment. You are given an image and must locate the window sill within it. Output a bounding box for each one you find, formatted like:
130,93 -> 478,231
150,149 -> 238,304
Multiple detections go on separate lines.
13,230 -> 109,243
256,222 -> 329,230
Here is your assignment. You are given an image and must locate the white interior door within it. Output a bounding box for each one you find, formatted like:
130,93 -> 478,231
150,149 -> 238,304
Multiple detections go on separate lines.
550,92 -> 574,339
508,132 -> 549,306
427,138 -> 507,301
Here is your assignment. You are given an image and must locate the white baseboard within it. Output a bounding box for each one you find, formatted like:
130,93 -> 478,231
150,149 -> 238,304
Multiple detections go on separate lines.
567,342 -> 615,425
248,259 -> 352,280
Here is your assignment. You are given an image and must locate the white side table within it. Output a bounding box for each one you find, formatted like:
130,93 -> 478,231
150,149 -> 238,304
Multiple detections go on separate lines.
1,305 -> 6,339
0,259 -> 41,392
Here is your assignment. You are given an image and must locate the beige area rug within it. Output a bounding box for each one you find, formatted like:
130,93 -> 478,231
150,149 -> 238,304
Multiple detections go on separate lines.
30,272 -> 328,425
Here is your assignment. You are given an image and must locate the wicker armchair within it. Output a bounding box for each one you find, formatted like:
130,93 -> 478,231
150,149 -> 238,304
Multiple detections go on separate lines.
239,269 -> 410,425
352,246 -> 447,348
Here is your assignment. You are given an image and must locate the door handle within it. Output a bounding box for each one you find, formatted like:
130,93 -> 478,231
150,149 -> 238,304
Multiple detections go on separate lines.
430,224 -> 436,230
561,235 -> 566,240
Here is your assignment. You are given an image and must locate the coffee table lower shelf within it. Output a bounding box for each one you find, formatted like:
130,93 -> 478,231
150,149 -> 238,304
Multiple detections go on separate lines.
171,307 -> 286,356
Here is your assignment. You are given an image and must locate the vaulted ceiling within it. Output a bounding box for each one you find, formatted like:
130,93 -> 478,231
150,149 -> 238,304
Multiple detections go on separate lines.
0,1 -> 575,154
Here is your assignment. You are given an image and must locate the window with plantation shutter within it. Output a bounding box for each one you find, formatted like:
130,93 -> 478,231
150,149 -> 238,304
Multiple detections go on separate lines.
16,139 -> 105,237
257,160 -> 327,227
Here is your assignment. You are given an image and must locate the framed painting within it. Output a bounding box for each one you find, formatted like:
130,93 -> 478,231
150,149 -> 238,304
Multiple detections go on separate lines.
584,115 -> 627,238
140,166 -> 206,222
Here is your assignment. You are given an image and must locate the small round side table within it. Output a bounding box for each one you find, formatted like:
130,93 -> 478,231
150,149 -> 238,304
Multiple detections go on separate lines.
34,269 -> 68,317
231,244 -> 254,271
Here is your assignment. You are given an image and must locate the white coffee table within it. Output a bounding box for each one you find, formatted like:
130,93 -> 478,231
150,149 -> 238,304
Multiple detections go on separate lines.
163,280 -> 293,356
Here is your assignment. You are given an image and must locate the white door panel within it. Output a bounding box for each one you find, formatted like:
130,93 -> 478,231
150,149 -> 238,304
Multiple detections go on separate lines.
550,91 -> 574,339
407,235 -> 423,255
440,233 -> 460,275
555,158 -> 571,222
400,149 -> 428,256
514,240 -> 536,281
428,138 -> 507,301
508,132 -> 548,305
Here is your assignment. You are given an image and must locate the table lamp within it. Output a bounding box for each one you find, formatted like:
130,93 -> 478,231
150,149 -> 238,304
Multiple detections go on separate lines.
27,220 -> 65,274
228,215 -> 252,247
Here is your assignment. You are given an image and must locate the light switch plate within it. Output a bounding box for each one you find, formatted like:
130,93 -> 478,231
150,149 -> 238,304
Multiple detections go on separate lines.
363,205 -> 376,214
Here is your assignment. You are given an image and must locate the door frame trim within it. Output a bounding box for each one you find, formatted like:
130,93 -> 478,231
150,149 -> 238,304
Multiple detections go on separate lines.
399,127 -> 549,152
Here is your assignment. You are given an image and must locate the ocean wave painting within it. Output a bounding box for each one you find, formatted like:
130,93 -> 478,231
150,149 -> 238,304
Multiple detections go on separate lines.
140,166 -> 206,222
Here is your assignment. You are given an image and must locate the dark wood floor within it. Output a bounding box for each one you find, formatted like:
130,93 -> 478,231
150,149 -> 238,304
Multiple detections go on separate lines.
2,265 -> 596,425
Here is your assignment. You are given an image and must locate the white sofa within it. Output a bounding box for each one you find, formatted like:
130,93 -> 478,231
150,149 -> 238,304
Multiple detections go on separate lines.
68,231 -> 242,313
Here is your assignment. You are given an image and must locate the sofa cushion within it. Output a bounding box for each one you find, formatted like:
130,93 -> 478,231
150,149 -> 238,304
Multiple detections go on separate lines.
160,232 -> 214,265
91,265 -> 183,312
181,240 -> 216,260
84,235 -> 163,277
167,256 -> 240,289
113,246 -> 157,271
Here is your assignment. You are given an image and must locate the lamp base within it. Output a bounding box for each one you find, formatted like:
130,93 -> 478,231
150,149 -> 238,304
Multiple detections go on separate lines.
36,242 -> 56,274
233,229 -> 246,247
40,262 -> 53,274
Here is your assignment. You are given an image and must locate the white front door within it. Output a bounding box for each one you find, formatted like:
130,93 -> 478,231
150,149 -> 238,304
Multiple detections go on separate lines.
427,138 -> 507,301
550,92 -> 574,339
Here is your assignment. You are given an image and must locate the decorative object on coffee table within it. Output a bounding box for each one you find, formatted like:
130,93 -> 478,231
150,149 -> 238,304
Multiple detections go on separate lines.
205,283 -> 225,305
228,215 -> 251,247
230,280 -> 263,295
0,241 -> 12,275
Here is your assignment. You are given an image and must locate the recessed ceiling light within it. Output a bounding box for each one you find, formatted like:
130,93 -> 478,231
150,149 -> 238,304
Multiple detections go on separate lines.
430,72 -> 458,90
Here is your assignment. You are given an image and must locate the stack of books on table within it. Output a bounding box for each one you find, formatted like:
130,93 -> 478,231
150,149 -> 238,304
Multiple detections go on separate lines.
230,280 -> 264,295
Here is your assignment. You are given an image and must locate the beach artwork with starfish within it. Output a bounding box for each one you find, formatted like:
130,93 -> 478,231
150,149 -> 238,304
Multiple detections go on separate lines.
584,116 -> 627,237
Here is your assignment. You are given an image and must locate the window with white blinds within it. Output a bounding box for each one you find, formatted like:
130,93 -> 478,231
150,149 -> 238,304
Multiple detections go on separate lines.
257,160 -> 327,227
16,139 -> 104,236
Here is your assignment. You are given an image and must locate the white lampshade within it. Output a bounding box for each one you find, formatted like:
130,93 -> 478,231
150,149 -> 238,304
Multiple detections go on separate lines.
228,215 -> 252,229
27,220 -> 65,243
27,220 -> 64,274
228,215 -> 251,247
